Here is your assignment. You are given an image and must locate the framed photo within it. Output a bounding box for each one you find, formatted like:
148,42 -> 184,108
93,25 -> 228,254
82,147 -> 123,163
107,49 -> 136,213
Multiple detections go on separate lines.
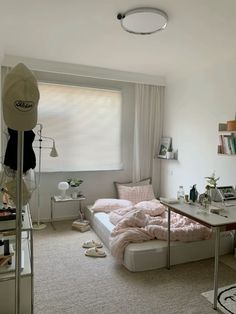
215,186 -> 236,201
158,137 -> 172,158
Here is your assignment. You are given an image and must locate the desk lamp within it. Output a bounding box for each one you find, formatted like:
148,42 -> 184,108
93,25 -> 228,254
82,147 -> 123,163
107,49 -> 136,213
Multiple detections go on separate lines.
58,181 -> 69,199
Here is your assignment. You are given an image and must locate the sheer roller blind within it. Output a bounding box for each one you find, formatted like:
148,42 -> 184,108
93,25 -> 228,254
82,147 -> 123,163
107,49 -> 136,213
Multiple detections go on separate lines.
37,82 -> 122,172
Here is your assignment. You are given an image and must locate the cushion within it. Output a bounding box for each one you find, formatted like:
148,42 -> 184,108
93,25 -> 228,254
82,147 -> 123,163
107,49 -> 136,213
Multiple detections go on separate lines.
114,178 -> 151,197
117,184 -> 155,204
91,198 -> 133,213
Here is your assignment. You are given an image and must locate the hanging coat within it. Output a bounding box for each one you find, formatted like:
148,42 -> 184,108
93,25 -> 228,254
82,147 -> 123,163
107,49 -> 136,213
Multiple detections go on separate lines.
4,128 -> 36,173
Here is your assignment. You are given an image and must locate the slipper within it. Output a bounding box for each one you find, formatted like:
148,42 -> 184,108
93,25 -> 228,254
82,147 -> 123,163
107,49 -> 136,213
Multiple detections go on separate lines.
85,247 -> 106,258
82,240 -> 103,248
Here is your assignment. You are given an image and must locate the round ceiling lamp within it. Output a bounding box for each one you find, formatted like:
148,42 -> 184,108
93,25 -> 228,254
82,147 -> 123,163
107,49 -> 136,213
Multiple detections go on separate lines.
117,8 -> 168,35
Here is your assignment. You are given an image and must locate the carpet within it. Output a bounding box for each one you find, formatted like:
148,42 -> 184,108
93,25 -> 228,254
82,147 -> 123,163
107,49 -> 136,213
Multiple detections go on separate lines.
220,254 -> 236,272
34,221 -> 236,314
202,283 -> 236,314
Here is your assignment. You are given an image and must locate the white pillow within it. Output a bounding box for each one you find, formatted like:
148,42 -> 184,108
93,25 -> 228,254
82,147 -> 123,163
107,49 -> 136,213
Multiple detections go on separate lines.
91,198 -> 133,213
135,199 -> 165,216
117,184 -> 155,204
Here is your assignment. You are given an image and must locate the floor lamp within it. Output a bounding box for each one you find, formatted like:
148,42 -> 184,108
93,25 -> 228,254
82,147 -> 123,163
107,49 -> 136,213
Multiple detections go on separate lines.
33,123 -> 58,230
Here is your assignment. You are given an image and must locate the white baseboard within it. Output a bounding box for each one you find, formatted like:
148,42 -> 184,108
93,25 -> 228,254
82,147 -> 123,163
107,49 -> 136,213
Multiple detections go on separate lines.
32,215 -> 79,223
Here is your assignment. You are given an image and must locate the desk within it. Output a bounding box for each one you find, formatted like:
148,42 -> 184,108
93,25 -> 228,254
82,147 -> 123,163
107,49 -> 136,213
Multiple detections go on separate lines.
160,200 -> 236,310
50,196 -> 86,229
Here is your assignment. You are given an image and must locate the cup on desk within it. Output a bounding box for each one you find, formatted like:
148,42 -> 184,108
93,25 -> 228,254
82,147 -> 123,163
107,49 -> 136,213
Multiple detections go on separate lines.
184,195 -> 189,203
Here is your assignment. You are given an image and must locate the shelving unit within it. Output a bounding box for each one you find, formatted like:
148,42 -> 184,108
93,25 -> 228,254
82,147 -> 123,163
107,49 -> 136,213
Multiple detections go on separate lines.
218,123 -> 236,156
0,205 -> 33,314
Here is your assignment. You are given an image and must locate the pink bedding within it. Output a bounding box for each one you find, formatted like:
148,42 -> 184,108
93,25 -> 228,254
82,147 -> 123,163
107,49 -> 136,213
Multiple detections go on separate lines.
109,200 -> 212,262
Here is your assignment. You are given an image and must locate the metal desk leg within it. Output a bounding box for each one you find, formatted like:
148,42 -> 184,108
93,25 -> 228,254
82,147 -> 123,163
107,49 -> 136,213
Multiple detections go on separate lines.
167,207 -> 170,269
213,227 -> 220,309
50,197 -> 56,230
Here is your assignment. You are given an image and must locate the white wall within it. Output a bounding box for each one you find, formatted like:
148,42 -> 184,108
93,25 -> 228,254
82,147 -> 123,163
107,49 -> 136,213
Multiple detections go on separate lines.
161,60 -> 236,199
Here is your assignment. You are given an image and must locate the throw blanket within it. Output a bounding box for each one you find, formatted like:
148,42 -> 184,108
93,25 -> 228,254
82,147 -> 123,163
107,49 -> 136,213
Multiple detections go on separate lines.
109,200 -> 212,262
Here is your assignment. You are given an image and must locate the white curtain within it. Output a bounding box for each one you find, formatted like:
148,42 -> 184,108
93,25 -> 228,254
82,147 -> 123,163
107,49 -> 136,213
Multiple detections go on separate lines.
1,67 -> 12,164
133,84 -> 164,195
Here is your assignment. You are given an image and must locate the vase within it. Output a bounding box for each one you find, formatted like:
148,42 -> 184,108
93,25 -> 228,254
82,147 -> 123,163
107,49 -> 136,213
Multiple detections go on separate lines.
71,187 -> 79,199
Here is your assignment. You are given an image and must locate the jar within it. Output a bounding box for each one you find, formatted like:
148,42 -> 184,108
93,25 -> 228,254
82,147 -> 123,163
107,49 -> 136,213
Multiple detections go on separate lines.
177,186 -> 185,203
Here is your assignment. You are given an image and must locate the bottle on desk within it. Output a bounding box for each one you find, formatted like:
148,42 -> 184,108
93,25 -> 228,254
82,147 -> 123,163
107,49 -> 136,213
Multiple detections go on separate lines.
190,184 -> 198,203
177,186 -> 185,203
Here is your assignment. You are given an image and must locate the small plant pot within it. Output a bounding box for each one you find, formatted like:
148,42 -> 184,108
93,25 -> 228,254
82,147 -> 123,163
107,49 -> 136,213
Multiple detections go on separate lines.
71,187 -> 79,199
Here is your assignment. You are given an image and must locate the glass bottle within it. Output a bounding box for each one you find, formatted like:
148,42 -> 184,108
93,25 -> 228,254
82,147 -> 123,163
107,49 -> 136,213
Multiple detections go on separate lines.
177,186 -> 185,203
190,184 -> 198,202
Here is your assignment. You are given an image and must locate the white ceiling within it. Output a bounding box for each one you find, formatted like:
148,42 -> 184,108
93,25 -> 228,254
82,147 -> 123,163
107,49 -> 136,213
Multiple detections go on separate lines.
1,0 -> 236,78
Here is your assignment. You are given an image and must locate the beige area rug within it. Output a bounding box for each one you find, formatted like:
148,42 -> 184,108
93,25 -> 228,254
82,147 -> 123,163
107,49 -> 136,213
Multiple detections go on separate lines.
202,283 -> 236,314
34,221 -> 236,314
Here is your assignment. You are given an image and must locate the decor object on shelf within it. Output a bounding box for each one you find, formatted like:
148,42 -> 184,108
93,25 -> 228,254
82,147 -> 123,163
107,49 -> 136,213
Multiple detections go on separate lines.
158,137 -> 172,159
227,120 -> 236,131
58,182 -> 69,199
166,151 -> 174,159
117,7 -> 168,35
33,123 -> 58,230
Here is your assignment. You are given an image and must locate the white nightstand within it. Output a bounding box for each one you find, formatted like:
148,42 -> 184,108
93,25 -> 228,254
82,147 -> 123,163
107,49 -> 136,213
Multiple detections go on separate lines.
50,195 -> 86,229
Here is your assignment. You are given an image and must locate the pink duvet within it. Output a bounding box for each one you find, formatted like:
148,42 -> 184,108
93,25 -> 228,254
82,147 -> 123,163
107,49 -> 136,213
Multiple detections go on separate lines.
109,201 -> 212,262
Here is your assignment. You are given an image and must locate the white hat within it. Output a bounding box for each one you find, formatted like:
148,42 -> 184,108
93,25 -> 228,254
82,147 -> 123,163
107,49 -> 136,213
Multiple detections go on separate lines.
2,63 -> 39,131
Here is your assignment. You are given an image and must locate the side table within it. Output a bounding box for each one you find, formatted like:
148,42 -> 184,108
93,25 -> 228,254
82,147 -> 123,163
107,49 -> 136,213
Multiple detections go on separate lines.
50,195 -> 86,229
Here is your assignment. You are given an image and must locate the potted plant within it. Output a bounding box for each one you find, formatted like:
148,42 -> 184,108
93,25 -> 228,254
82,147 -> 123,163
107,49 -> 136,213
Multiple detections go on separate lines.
67,178 -> 83,199
204,172 -> 220,201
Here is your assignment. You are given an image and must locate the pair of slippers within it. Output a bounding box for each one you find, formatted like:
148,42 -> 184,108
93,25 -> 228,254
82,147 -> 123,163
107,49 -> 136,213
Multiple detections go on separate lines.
82,240 -> 106,258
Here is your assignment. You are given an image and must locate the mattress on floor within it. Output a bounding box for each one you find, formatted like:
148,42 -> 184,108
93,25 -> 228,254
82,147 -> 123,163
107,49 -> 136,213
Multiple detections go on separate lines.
84,206 -> 234,272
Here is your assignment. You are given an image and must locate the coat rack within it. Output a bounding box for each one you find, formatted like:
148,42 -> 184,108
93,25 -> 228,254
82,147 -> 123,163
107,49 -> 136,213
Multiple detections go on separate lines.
2,62 -> 40,314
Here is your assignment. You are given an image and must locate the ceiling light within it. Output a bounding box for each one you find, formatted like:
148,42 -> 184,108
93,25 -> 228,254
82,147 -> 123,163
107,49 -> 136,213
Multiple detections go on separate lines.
117,8 -> 168,35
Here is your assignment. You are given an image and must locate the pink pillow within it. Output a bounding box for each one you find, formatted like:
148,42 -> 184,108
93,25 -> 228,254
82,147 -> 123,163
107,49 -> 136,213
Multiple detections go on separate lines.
114,178 -> 151,197
135,199 -> 165,216
117,184 -> 155,204
91,198 -> 133,213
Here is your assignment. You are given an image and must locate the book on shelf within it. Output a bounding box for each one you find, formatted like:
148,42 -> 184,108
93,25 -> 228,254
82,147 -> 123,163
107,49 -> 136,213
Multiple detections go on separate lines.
219,134 -> 236,155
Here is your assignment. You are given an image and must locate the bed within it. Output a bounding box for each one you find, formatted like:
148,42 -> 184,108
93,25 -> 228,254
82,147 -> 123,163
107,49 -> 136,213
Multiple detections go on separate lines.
84,201 -> 234,272
84,180 -> 234,272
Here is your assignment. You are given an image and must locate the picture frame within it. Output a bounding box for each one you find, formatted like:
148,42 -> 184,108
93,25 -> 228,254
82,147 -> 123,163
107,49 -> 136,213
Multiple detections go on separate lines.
215,186 -> 236,201
158,137 -> 172,158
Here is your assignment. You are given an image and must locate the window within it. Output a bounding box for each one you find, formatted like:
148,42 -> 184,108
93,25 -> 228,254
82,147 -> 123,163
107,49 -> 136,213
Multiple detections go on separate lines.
36,82 -> 122,172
